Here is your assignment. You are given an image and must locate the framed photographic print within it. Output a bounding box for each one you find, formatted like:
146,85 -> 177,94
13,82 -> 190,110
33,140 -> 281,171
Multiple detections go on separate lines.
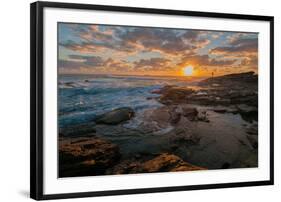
30,1 -> 274,200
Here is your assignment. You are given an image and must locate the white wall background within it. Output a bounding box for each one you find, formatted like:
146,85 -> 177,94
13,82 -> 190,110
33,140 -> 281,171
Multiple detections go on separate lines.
0,0 -> 279,201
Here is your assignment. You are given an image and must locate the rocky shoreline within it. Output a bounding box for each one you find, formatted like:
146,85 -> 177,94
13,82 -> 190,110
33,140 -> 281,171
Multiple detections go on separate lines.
59,71 -> 258,177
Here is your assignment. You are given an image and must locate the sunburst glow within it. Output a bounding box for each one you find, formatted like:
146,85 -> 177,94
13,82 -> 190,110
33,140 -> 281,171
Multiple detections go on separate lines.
183,66 -> 194,76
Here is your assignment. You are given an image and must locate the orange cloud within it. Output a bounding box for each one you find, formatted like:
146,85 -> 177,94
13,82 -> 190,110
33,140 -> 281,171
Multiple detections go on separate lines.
58,23 -> 258,76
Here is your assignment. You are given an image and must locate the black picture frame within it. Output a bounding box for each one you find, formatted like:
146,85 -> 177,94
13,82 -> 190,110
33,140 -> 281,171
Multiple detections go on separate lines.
30,1 -> 274,200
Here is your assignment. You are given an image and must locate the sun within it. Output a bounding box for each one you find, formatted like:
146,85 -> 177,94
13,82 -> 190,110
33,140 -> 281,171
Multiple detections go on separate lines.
183,66 -> 193,76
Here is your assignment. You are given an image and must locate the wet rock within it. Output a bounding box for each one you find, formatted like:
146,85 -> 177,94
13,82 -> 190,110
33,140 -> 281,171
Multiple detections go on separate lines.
197,111 -> 209,122
245,123 -> 258,135
211,106 -> 239,114
171,128 -> 200,145
236,104 -> 257,113
227,107 -> 239,114
141,153 -> 205,172
150,89 -> 162,94
158,73 -> 257,107
95,107 -> 135,125
59,123 -> 96,137
181,107 -> 198,120
64,81 -> 77,88
236,104 -> 258,122
168,105 -> 208,123
107,153 -> 205,174
187,92 -> 232,106
139,105 -> 210,137
195,91 -> 208,96
213,108 -> 227,113
247,135 -> 258,149
170,112 -> 181,124
216,98 -> 231,105
169,106 -> 182,124
59,136 -> 120,177
169,117 -> 200,145
159,87 -> 194,104
139,106 -> 173,133
191,72 -> 258,107
151,85 -> 176,94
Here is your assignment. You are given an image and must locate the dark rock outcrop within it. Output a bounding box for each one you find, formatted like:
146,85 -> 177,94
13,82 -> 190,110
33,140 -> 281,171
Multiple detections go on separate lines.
106,153 -> 205,174
181,107 -> 198,120
95,107 -> 134,125
159,87 -> 194,104
199,71 -> 257,87
236,104 -> 258,122
59,135 -> 120,177
141,153 -> 205,172
157,72 -> 258,123
197,72 -> 258,107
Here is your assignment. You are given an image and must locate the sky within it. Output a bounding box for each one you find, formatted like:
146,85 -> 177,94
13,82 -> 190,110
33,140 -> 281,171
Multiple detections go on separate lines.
58,23 -> 258,77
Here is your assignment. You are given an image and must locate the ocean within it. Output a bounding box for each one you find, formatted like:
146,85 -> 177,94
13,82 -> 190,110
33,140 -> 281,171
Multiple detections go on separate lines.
58,74 -> 197,128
